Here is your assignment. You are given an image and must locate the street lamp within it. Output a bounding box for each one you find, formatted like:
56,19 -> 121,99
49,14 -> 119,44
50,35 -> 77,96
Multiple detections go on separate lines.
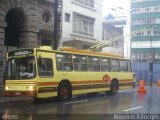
53,0 -> 62,50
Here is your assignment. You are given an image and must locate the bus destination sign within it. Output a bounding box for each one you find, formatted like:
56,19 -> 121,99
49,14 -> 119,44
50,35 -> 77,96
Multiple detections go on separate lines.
8,49 -> 34,57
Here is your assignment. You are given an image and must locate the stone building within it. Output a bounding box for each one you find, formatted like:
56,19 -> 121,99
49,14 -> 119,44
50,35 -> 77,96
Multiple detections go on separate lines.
0,0 -> 57,84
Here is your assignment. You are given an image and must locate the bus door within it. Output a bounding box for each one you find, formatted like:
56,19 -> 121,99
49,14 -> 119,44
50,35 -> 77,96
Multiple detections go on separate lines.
36,51 -> 55,97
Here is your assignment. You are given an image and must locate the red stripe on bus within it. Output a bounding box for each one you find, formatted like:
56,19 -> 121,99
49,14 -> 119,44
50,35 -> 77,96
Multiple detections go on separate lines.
38,82 -> 59,86
9,79 -> 133,87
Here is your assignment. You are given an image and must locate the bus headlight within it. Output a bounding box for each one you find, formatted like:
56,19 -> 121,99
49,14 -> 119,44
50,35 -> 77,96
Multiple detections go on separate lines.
5,86 -> 11,91
27,86 -> 34,91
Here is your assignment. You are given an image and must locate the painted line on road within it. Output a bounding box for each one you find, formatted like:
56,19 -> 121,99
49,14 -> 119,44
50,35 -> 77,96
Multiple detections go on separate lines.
123,106 -> 143,112
65,100 -> 89,105
118,89 -> 136,93
118,91 -> 125,93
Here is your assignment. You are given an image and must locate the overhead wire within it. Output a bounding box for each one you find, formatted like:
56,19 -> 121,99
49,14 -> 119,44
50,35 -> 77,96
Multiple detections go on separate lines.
88,24 -> 159,50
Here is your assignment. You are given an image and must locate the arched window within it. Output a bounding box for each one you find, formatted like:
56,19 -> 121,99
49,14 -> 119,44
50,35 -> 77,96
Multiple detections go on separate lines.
43,11 -> 51,23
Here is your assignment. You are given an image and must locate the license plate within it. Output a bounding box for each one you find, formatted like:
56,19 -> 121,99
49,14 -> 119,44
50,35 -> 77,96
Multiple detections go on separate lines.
15,92 -> 21,96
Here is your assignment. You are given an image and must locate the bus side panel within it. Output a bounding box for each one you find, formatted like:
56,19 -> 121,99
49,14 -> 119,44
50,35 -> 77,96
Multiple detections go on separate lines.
117,72 -> 134,91
54,72 -> 129,95
55,71 -> 133,95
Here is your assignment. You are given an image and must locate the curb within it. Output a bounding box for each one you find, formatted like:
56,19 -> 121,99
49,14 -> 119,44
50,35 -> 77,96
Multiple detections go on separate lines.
0,97 -> 32,103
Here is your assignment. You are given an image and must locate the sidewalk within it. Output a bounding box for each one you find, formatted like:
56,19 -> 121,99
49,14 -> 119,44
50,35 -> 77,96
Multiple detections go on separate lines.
0,84 -> 4,97
0,97 -> 32,103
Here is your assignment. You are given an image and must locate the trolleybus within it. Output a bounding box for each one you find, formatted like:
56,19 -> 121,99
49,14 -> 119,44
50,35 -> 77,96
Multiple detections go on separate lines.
5,46 -> 134,102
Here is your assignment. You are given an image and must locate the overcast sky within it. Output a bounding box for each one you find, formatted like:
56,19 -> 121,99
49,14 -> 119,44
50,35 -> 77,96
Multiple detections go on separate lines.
102,0 -> 131,58
102,0 -> 130,17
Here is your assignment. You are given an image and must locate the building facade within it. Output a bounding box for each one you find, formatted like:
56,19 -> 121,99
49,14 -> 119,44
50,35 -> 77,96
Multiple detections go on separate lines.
131,0 -> 160,63
0,0 -> 57,84
61,0 -> 102,50
102,22 -> 124,57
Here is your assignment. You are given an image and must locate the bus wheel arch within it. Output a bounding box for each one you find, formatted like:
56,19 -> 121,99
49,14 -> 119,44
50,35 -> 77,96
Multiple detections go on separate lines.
58,79 -> 72,101
110,78 -> 119,95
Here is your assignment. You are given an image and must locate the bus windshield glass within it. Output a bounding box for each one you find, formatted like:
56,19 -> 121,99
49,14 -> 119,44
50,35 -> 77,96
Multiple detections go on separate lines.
7,56 -> 36,80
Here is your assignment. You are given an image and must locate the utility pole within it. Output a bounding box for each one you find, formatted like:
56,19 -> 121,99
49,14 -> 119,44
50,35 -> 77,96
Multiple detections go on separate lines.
149,25 -> 153,87
53,0 -> 59,50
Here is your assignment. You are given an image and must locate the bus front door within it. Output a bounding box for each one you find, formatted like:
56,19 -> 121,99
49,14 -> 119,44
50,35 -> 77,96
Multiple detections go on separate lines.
36,51 -> 55,98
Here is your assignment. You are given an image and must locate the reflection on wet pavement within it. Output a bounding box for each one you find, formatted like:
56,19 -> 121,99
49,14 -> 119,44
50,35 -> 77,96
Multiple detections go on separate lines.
1,86 -> 160,119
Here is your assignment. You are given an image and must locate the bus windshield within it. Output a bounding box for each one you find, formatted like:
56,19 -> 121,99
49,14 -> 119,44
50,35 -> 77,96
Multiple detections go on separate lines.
7,56 -> 36,80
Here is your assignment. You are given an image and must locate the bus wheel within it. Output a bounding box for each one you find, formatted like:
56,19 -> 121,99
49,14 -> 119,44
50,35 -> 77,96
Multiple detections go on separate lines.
58,82 -> 72,101
110,80 -> 119,95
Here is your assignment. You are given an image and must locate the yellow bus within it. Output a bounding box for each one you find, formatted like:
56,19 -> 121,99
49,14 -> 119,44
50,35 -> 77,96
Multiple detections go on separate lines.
5,46 -> 134,102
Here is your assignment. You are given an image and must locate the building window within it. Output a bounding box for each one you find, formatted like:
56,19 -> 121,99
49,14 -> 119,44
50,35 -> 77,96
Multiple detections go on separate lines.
43,11 -> 51,23
131,0 -> 157,3
73,13 -> 94,37
73,0 -> 94,8
132,17 -> 160,25
65,13 -> 70,22
132,41 -> 160,48
131,5 -> 160,14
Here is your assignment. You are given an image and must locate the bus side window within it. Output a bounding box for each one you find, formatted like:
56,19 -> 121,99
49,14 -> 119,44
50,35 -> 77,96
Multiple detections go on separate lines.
57,62 -> 64,70
88,57 -> 100,72
100,58 -> 111,72
56,54 -> 73,71
120,60 -> 128,72
73,55 -> 80,71
73,55 -> 87,71
111,59 -> 120,72
63,54 -> 73,71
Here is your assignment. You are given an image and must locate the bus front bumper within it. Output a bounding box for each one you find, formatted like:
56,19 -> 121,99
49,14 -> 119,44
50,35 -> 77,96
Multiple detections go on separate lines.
4,85 -> 37,97
5,90 -> 37,97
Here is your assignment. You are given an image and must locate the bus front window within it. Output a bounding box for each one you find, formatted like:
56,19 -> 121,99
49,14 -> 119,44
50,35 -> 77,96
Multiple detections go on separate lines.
7,56 -> 36,80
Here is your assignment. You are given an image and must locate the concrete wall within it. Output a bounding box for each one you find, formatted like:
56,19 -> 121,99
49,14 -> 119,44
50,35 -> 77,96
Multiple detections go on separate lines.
62,0 -> 102,43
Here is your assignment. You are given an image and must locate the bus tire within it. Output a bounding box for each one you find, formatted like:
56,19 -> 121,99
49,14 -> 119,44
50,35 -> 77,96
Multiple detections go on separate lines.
110,80 -> 119,95
58,81 -> 72,101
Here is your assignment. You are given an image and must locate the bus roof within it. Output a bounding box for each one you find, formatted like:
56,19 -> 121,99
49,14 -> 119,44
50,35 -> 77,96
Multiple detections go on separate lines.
36,46 -> 129,60
7,46 -> 129,60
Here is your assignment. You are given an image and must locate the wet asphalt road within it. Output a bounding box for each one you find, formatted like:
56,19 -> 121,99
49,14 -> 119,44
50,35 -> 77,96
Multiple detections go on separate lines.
1,86 -> 160,119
